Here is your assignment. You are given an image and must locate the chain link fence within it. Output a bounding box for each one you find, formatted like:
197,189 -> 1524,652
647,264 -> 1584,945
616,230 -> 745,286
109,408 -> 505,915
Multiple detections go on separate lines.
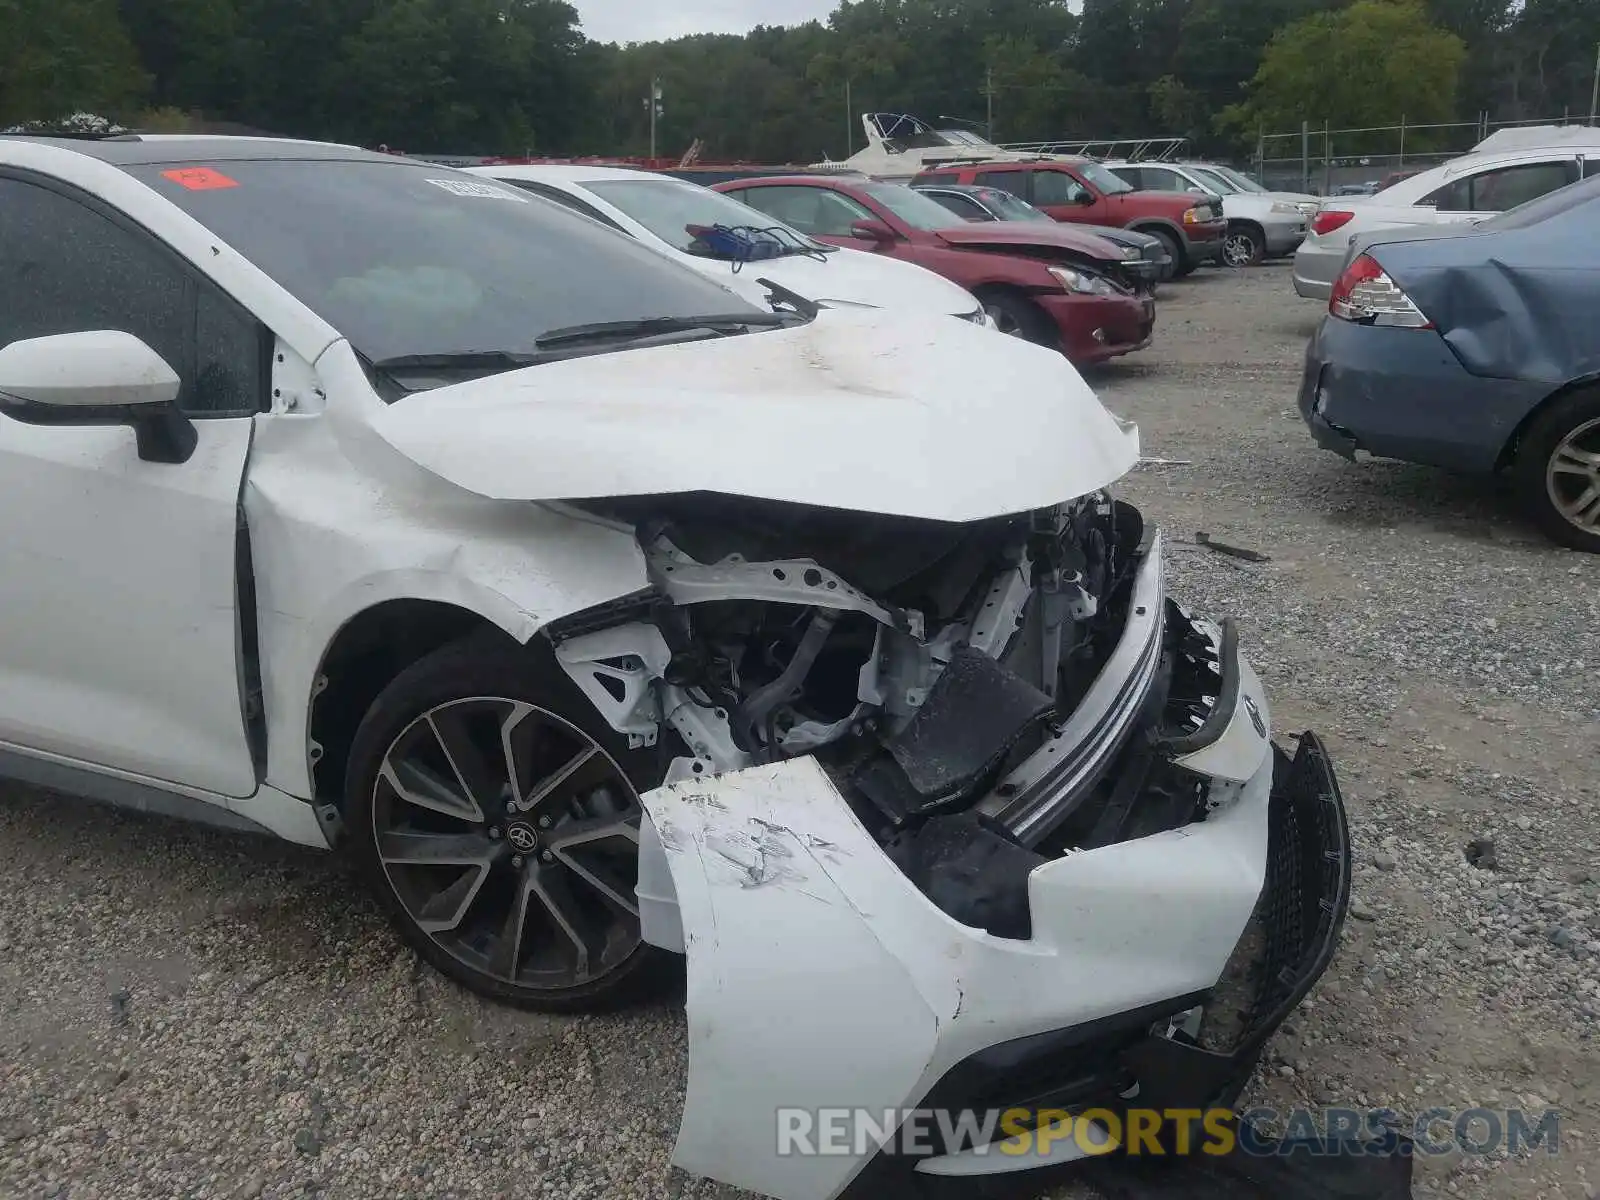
1253,114 -> 1585,195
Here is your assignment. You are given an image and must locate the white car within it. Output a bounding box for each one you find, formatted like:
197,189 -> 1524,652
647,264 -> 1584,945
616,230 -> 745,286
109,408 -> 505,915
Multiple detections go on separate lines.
1104,160 -> 1316,266
1293,145 -> 1597,299
0,134 -> 1350,1200
465,162 -> 990,324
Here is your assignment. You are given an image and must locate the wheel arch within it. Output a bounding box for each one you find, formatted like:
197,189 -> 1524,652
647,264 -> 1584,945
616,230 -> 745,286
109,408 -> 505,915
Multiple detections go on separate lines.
1128,219 -> 1187,266
306,599 -> 518,819
1493,373 -> 1600,472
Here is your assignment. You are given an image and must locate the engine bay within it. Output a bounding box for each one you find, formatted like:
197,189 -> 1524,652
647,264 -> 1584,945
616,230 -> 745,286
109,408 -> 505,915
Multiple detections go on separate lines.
548,490 -> 1229,936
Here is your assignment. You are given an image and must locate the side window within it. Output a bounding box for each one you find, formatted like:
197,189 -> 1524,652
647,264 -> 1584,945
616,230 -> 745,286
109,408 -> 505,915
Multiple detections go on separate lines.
975,169 -> 1026,198
1143,167 -> 1189,192
499,180 -> 629,232
929,193 -> 990,220
1419,176 -> 1468,210
739,186 -> 873,236
1108,167 -> 1144,190
1585,157 -> 1600,179
1460,160 -> 1578,212
0,175 -> 265,416
1032,170 -> 1090,206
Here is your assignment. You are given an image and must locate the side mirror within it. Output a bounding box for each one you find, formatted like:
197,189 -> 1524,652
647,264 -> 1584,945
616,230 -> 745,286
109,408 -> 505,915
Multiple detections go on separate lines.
850,219 -> 897,243
1075,191 -> 1097,206
0,331 -> 196,464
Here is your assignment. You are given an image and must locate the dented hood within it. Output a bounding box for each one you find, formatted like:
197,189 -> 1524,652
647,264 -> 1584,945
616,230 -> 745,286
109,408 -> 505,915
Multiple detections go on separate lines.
932,220 -> 1125,263
368,308 -> 1139,523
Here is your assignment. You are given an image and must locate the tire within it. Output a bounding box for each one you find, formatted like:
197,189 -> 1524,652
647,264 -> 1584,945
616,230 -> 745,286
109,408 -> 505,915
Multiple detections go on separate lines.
1148,228 -> 1189,278
979,290 -> 1057,348
344,631 -> 670,1010
1222,224 -> 1265,268
1514,387 -> 1600,554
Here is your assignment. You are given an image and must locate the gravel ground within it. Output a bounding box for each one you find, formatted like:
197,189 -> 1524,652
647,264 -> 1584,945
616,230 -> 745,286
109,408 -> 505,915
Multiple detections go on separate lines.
2,265 -> 1595,1200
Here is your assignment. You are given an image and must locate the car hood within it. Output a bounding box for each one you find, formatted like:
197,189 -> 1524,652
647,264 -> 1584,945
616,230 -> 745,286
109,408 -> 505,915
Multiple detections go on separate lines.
932,220 -> 1124,263
695,244 -> 980,316
368,308 -> 1140,523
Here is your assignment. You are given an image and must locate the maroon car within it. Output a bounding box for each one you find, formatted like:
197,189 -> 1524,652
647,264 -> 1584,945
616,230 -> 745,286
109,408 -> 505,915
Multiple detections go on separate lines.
715,175 -> 1154,364
913,159 -> 1228,277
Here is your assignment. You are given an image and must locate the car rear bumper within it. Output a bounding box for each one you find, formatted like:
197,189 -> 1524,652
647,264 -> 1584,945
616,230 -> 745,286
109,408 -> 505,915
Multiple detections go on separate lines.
1292,239 -> 1344,299
1039,291 -> 1154,363
1298,316 -> 1547,473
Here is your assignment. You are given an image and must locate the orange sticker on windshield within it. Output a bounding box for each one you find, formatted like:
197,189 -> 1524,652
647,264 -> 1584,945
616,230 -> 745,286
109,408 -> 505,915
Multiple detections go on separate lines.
160,167 -> 240,191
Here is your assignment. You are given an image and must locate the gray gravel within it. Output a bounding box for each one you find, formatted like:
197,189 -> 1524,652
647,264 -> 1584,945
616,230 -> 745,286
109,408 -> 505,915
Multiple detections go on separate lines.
2,265 -> 1595,1200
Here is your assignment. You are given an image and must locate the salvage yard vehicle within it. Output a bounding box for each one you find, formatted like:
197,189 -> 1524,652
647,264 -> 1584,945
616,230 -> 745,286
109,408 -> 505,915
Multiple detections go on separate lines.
462,163 -> 992,326
0,133 -> 1351,1200
1103,160 -> 1316,267
716,174 -> 1155,362
1301,174 -> 1600,553
1292,143 -> 1598,299
912,158 -> 1228,277
911,180 -> 1172,289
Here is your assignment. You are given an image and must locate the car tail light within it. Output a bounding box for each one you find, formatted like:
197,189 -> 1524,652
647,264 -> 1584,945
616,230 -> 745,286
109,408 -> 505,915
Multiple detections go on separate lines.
1312,210 -> 1355,237
1328,253 -> 1433,329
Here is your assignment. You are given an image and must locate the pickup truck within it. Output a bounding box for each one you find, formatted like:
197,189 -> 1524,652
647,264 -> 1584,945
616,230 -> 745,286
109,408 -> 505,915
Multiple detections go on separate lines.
913,157 -> 1227,276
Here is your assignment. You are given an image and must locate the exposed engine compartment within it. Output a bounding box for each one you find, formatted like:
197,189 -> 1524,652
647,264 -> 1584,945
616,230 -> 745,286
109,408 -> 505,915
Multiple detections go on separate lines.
547,490 -> 1228,938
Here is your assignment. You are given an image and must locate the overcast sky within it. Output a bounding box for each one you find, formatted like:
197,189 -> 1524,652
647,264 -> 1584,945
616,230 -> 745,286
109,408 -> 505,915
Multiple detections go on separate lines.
573,0 -> 847,44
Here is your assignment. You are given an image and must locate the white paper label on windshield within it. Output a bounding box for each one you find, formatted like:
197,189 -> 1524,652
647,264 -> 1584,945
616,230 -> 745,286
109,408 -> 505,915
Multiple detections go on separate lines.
424,178 -> 530,202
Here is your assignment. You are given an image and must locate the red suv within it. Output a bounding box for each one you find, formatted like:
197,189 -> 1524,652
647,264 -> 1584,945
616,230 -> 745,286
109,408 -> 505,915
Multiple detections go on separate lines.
714,175 -> 1155,365
913,159 -> 1227,277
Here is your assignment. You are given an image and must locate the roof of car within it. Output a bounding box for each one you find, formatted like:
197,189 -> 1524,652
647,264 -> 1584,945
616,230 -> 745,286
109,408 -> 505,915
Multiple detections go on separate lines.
468,163 -> 669,184
720,174 -> 859,187
0,134 -> 398,165
914,157 -> 1088,173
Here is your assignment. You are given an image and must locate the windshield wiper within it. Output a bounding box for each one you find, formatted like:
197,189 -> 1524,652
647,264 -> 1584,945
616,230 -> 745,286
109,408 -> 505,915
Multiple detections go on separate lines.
371,350 -> 550,372
534,313 -> 788,350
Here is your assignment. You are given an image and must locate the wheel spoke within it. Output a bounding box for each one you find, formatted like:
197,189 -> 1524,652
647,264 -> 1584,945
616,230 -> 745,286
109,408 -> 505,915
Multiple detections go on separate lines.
526,861 -> 606,979
488,872 -> 536,981
428,707 -> 506,816
379,830 -> 503,867
380,758 -> 482,823
514,746 -> 602,814
1552,446 -> 1600,475
412,862 -> 495,934
1560,484 -> 1600,527
498,701 -> 540,803
549,815 -> 642,917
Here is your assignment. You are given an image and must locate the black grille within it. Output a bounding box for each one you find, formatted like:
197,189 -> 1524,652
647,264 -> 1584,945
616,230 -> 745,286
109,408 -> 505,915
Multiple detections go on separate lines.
1248,732 -> 1350,1035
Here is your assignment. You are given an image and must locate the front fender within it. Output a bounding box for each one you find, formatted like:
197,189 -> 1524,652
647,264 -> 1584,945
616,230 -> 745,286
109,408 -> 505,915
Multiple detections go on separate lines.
244,408 -> 648,800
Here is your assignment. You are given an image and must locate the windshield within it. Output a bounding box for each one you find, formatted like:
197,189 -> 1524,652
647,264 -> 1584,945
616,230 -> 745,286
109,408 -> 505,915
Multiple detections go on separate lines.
1211,165 -> 1267,194
127,159 -> 765,373
582,177 -> 828,255
979,188 -> 1054,223
1186,167 -> 1240,195
1076,162 -> 1133,195
861,182 -> 971,229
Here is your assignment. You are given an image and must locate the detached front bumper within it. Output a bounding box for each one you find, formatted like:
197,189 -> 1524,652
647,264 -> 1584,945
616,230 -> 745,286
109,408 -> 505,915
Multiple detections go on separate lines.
636,538 -> 1352,1200
1181,222 -> 1228,265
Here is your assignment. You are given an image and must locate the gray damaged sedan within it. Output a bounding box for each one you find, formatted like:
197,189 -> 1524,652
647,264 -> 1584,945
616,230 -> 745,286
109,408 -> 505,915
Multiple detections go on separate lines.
1300,175 -> 1600,552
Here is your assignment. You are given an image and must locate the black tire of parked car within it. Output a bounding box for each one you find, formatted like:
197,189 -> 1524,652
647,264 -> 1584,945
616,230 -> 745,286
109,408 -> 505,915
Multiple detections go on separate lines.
1148,228 -> 1190,278
1222,224 -> 1266,269
344,629 -> 671,1011
1515,386 -> 1600,555
977,289 -> 1057,347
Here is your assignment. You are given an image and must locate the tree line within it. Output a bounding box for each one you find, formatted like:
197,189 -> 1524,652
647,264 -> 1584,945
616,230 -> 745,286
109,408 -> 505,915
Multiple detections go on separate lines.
2,0 -> 1597,161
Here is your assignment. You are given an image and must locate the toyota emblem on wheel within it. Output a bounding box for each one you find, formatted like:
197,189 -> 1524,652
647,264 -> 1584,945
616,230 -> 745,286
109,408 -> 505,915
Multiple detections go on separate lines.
504,823 -> 540,853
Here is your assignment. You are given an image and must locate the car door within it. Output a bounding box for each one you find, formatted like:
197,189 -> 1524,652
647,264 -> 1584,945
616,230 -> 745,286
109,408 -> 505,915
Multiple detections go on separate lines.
1422,157 -> 1580,223
732,184 -> 882,248
0,173 -> 263,798
1029,166 -> 1106,225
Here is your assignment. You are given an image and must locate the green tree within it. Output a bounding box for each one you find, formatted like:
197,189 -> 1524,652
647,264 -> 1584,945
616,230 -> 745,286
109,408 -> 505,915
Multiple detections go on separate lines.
1,0 -> 149,127
1220,0 -> 1467,141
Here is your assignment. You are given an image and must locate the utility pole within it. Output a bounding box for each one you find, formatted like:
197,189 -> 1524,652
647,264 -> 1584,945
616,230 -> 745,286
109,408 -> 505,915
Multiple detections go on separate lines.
846,78 -> 853,154
1590,42 -> 1600,126
645,77 -> 663,158
985,65 -> 995,142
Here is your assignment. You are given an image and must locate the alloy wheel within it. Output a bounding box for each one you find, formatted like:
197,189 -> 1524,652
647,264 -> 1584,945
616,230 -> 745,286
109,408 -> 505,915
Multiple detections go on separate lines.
1223,232 -> 1258,268
371,696 -> 643,993
1545,416 -> 1600,537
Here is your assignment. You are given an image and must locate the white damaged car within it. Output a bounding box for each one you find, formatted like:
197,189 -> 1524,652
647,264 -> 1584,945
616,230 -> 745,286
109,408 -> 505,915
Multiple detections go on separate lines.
0,135 -> 1351,1200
